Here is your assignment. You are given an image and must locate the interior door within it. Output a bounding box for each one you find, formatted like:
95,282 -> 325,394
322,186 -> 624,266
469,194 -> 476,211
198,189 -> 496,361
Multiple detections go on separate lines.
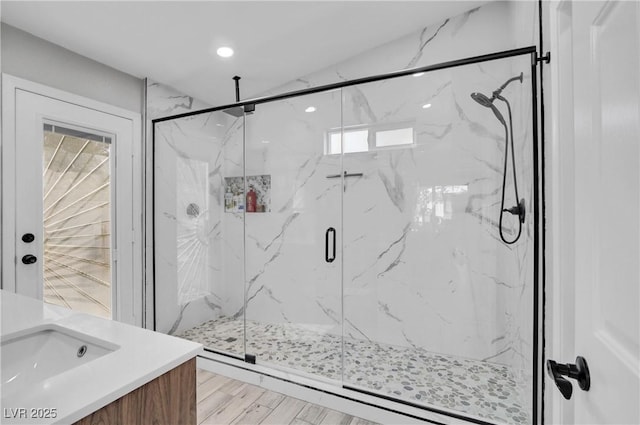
2,77 -> 141,325
550,1 -> 640,423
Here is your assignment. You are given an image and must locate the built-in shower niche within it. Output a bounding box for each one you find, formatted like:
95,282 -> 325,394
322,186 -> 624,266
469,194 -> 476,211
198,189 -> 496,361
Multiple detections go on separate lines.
224,175 -> 271,213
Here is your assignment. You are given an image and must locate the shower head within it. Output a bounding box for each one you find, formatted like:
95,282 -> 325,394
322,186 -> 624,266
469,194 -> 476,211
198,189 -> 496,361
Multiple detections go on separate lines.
223,106 -> 245,118
470,92 -> 494,108
470,92 -> 506,125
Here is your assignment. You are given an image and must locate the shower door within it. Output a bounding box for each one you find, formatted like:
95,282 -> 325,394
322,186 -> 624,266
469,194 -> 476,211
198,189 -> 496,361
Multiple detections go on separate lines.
243,90 -> 344,381
340,54 -> 536,425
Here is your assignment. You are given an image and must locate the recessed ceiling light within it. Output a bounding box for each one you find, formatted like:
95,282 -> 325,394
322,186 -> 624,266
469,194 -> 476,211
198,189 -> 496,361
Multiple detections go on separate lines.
261,140 -> 270,144
216,46 -> 234,58
422,103 -> 432,109
305,106 -> 316,113
413,72 -> 425,77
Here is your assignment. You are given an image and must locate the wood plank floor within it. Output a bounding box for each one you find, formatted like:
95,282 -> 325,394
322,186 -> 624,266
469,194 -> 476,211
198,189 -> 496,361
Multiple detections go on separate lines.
197,369 -> 379,425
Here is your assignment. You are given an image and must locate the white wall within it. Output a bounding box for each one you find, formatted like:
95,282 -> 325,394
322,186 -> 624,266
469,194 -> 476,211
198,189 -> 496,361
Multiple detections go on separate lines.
1,23 -> 143,113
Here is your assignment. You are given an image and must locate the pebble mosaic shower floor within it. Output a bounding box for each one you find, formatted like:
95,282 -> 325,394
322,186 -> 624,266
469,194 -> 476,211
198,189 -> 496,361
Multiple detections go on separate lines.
178,317 -> 531,425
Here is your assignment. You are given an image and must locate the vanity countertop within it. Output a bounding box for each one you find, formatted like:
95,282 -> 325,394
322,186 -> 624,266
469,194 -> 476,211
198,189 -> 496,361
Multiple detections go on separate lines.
0,290 -> 202,424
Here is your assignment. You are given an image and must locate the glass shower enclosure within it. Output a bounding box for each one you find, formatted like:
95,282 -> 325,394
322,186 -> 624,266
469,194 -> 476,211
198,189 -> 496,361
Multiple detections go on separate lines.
153,47 -> 541,425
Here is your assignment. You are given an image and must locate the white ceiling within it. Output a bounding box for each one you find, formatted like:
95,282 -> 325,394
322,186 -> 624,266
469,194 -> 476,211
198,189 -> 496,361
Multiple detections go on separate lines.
2,1 -> 487,106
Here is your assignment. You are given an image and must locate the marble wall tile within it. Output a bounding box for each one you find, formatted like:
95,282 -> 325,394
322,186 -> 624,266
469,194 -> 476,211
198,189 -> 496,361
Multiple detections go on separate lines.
151,0 -> 538,386
175,156 -> 210,306
154,109 -> 245,341
147,80 -> 209,120
243,90 -> 343,340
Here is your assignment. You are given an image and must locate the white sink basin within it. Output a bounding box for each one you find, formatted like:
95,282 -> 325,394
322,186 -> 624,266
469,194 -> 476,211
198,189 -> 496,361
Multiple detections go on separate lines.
1,324 -> 120,398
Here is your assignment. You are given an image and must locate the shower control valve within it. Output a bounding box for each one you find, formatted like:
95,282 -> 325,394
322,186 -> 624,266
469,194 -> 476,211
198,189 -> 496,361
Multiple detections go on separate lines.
503,205 -> 520,215
502,199 -> 526,224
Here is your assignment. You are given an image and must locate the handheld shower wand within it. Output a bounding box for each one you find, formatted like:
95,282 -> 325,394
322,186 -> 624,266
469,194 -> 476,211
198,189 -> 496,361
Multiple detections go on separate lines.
470,73 -> 525,245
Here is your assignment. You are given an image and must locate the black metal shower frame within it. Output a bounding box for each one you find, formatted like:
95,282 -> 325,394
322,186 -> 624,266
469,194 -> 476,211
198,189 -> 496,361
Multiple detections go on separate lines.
151,45 -> 543,425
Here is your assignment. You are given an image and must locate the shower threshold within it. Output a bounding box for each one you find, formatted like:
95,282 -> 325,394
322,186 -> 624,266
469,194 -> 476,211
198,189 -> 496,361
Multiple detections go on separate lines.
178,317 -> 531,425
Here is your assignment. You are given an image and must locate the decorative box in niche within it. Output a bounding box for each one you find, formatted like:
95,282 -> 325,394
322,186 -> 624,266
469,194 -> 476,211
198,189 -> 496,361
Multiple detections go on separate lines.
224,175 -> 271,213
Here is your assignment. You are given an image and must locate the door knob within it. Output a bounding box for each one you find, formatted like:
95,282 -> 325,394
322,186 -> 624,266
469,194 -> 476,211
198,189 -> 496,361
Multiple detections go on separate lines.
21,233 -> 35,243
546,356 -> 591,400
21,254 -> 37,265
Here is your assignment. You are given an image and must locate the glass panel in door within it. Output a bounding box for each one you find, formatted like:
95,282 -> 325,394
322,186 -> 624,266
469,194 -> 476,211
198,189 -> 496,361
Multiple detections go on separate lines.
243,90 -> 343,381
42,123 -> 113,318
341,55 -> 535,425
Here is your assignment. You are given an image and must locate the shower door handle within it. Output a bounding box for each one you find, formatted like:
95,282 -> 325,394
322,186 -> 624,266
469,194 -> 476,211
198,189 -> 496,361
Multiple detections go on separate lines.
325,227 -> 336,263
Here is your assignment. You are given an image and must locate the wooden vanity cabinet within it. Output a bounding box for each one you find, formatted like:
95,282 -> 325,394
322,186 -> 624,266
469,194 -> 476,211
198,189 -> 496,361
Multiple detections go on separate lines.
74,357 -> 196,425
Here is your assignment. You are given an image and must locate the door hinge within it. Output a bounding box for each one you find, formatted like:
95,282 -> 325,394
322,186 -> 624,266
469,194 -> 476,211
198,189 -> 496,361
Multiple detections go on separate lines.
536,52 -> 551,64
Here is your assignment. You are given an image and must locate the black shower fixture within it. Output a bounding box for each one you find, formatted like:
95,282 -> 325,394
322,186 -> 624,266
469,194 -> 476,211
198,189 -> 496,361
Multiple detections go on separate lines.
492,73 -> 523,98
471,72 -> 525,245
470,92 -> 506,125
222,76 -> 245,117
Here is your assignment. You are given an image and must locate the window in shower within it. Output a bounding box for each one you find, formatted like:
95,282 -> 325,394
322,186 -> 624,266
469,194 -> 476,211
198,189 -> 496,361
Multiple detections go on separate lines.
327,129 -> 368,154
325,122 -> 414,154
